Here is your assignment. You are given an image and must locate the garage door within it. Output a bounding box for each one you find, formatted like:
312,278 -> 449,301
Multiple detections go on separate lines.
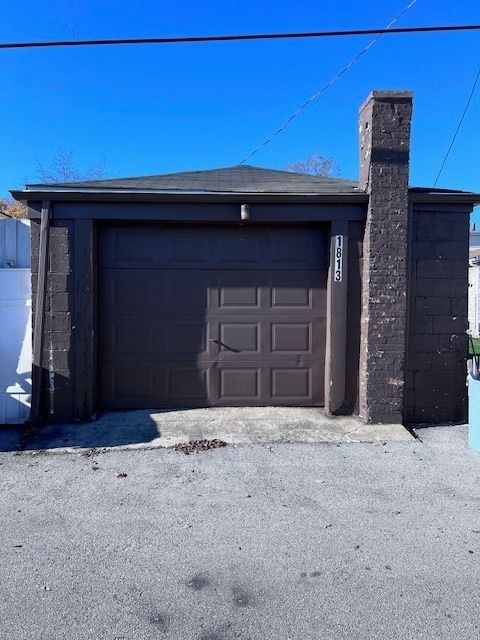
98,224 -> 327,408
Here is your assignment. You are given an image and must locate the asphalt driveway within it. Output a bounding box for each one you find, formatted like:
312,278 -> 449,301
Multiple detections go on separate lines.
1,425 -> 480,639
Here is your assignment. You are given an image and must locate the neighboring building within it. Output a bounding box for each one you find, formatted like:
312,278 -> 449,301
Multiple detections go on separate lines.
11,90 -> 480,427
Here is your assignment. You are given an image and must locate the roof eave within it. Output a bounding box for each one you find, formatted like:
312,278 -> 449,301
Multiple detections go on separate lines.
409,192 -> 480,204
11,188 -> 480,206
10,188 -> 368,204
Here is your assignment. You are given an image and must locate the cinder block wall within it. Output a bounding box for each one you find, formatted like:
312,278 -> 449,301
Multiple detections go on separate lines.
405,204 -> 471,424
31,218 -> 75,422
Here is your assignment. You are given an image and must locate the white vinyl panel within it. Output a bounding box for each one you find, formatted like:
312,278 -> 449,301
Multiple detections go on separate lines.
0,269 -> 31,423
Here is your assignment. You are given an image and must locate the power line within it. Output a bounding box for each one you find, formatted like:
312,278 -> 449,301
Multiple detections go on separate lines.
1,23 -> 480,50
433,64 -> 480,187
240,0 -> 419,164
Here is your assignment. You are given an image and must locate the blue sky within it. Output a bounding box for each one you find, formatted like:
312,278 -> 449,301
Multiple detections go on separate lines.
1,0 -> 479,205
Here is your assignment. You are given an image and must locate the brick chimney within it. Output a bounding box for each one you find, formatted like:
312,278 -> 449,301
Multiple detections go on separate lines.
358,90 -> 413,424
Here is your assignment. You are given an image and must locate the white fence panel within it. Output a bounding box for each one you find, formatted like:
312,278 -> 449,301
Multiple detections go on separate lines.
0,268 -> 32,424
0,218 -> 30,268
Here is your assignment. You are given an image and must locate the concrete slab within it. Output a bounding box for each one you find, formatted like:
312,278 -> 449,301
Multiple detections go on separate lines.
19,407 -> 413,453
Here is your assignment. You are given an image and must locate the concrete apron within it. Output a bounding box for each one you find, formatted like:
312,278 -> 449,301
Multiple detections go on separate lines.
18,407 -> 413,453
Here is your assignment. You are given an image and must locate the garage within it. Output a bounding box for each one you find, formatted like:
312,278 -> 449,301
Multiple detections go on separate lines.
14,92 -> 480,427
98,223 -> 328,408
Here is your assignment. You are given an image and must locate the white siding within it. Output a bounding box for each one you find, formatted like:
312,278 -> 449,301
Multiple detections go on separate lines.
0,270 -> 31,424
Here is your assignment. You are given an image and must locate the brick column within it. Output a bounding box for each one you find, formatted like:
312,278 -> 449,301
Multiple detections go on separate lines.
358,90 -> 413,423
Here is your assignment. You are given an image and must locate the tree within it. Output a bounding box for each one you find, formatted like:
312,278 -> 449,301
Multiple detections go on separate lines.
0,197 -> 27,219
285,152 -> 339,177
35,147 -> 106,184
1,148 -> 107,218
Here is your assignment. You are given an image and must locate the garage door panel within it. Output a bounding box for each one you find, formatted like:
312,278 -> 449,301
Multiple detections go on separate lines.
112,322 -> 156,355
100,318 -> 209,359
100,362 -> 210,408
167,323 -> 207,354
271,323 -> 311,352
100,271 -> 159,309
99,224 -> 327,409
219,322 -> 260,353
100,225 -> 327,270
100,270 -> 209,314
218,283 -> 260,309
100,363 -> 161,409
165,272 -> 209,309
219,368 -> 260,398
168,367 -> 208,401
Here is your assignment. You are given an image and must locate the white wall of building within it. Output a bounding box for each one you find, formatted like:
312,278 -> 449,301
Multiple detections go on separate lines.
0,218 -> 31,424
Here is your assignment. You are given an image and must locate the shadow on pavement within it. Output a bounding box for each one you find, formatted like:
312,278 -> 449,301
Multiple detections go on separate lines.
0,410 -> 165,452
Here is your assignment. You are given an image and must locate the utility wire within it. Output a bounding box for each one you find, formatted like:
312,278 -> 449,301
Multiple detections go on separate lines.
433,64 -> 480,187
240,0 -> 419,164
1,23 -> 480,50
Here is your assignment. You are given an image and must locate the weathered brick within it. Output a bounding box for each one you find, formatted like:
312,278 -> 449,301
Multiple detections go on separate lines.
417,259 -> 451,279
433,279 -> 465,297
415,297 -> 450,316
409,316 -> 433,334
49,251 -> 71,274
451,297 -> 468,315
48,331 -> 71,351
432,352 -> 465,370
408,352 -> 432,371
48,293 -> 71,313
435,242 -> 466,259
450,332 -> 468,353
358,91 -> 412,423
413,278 -> 436,297
412,334 -> 449,352
46,273 -> 72,293
433,316 -> 467,334
45,312 -> 71,332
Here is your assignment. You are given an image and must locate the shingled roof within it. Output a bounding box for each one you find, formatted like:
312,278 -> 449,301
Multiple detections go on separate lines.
13,165 -> 480,204
24,165 -> 360,196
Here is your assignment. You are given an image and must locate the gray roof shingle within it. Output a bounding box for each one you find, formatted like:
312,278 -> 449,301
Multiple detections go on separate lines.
26,165 -> 361,195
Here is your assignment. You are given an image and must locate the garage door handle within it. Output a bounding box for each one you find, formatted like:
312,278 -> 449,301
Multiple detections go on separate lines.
210,339 -> 241,353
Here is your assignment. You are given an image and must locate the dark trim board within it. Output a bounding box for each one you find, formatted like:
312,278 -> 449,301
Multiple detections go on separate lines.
324,220 -> 348,413
17,191 -> 369,205
31,200 -> 51,422
26,201 -> 367,222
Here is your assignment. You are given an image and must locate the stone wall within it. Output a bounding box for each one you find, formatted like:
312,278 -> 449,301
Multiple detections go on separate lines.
31,218 -> 75,422
405,204 -> 471,424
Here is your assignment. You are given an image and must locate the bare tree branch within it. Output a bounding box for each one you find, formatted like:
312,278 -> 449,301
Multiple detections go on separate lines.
285,152 -> 340,177
35,147 -> 106,183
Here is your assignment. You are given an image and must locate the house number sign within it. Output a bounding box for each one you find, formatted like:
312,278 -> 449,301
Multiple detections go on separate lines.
334,235 -> 343,282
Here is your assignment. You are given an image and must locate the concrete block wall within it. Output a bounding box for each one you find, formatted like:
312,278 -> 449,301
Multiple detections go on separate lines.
31,219 -> 75,422
405,205 -> 470,424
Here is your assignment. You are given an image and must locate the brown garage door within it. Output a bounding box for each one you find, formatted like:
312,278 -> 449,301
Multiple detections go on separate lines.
98,224 -> 327,408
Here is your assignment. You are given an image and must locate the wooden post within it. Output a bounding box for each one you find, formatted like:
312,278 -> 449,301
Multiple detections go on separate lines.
31,200 -> 51,422
324,219 -> 348,414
